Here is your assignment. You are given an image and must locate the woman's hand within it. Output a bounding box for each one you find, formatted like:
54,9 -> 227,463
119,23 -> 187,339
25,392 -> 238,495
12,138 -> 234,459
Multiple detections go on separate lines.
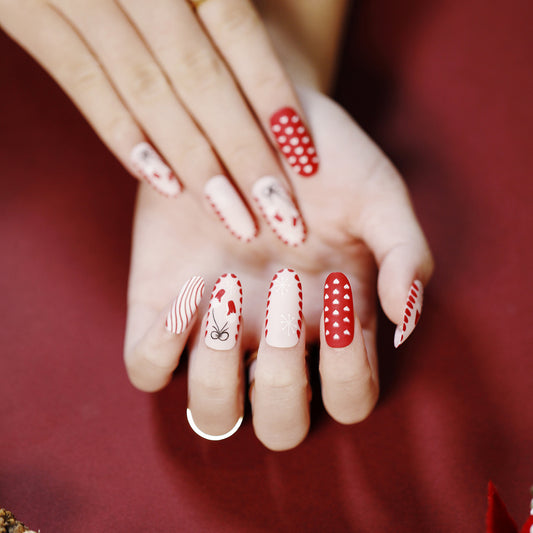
123,89 -> 434,450
0,0 -> 319,244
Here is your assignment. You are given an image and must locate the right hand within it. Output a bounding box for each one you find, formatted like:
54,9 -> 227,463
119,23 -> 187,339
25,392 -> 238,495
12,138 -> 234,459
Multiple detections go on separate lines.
0,0 -> 319,244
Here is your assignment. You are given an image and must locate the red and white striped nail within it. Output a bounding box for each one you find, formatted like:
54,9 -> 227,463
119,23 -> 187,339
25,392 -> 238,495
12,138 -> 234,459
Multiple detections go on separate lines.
131,142 -> 182,197
394,280 -> 424,348
204,273 -> 243,351
252,176 -> 306,246
264,269 -> 303,348
270,107 -> 319,177
165,276 -> 205,334
324,273 -> 354,348
204,175 -> 257,242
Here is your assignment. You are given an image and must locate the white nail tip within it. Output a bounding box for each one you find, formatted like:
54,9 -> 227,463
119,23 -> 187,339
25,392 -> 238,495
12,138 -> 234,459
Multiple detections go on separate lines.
166,276 -> 205,334
265,269 -> 302,348
252,176 -> 305,246
131,142 -> 181,197
204,175 -> 257,242
394,280 -> 424,348
205,274 -> 242,351
186,408 -> 243,441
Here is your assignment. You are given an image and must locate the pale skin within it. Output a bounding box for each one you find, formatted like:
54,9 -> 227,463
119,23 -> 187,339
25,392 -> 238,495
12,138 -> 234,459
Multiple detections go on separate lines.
124,88 -> 434,450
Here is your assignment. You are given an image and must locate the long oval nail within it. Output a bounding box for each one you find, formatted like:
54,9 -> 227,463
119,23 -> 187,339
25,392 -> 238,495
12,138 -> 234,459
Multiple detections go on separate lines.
252,176 -> 306,246
131,142 -> 182,197
394,280 -> 423,348
324,273 -> 354,348
204,273 -> 243,350
265,269 -> 303,348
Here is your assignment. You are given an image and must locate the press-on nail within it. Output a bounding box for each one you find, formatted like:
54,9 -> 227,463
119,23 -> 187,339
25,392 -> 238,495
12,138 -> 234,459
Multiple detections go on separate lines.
394,280 -> 423,348
131,142 -> 182,197
270,107 -> 319,177
204,273 -> 243,350
265,269 -> 303,348
252,176 -> 306,246
204,175 -> 257,242
165,276 -> 205,334
324,273 -> 354,348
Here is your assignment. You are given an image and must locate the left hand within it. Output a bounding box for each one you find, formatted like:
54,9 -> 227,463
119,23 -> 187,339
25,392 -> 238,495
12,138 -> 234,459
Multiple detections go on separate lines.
123,88 -> 434,450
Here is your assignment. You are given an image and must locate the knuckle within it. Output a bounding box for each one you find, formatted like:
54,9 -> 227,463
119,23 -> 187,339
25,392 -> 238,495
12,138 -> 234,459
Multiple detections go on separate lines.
175,47 -> 224,93
127,62 -> 168,104
67,62 -> 102,94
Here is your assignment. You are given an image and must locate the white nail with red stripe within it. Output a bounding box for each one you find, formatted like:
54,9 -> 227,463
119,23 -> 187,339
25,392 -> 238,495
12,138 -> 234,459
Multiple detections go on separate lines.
252,176 -> 306,246
394,280 -> 423,348
165,276 -> 205,334
131,142 -> 182,197
204,273 -> 243,351
264,269 -> 303,348
204,175 -> 257,242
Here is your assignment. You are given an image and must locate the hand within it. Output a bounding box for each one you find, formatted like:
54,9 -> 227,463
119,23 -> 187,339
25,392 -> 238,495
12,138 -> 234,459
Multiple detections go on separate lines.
0,0 -> 319,244
123,88 -> 434,450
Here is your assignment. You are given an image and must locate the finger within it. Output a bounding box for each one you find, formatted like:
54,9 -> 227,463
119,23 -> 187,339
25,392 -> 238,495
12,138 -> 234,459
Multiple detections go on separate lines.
187,274 -> 244,439
355,162 -> 434,347
124,276 -> 205,392
320,273 -> 379,424
252,269 -> 310,451
119,0 -> 306,245
50,0 -> 257,241
194,0 -> 320,177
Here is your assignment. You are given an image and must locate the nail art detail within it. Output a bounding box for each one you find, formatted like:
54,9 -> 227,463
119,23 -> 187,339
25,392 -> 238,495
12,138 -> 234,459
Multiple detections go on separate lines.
165,276 -> 205,334
270,107 -> 319,177
131,142 -> 182,197
204,175 -> 257,242
265,269 -> 303,348
252,176 -> 306,246
204,273 -> 243,350
394,280 -> 424,348
324,273 -> 354,348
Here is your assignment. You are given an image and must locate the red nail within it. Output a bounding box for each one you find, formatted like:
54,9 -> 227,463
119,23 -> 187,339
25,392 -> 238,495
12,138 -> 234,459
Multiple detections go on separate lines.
324,273 -> 354,348
270,107 -> 319,177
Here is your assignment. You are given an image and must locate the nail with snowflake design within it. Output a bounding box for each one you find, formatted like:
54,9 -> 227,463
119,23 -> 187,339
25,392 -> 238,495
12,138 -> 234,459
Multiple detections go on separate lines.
264,269 -> 303,348
394,280 -> 424,348
204,273 -> 243,351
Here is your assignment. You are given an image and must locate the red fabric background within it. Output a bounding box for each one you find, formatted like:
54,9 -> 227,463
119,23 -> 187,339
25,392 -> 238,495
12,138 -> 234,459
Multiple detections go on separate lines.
1,0 -> 532,531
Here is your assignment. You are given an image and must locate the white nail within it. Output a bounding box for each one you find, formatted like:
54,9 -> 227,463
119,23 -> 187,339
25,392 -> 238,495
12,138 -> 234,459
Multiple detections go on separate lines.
252,176 -> 305,246
394,280 -> 424,348
165,276 -> 205,334
130,142 -> 182,197
204,274 -> 243,350
204,175 -> 257,242
265,269 -> 303,348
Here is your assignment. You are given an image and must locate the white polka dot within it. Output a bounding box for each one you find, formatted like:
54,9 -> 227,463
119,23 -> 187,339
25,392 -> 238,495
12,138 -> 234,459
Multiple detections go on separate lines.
293,165 -> 301,172
307,147 -> 315,155
333,334 -> 340,340
285,127 -> 294,135
325,329 -> 330,335
282,146 -> 291,153
291,115 -> 299,123
302,136 -> 310,144
303,164 -> 313,173
299,156 -> 308,164
343,306 -> 350,311
294,147 -> 304,155
297,126 -> 305,134
280,116 -> 289,124
272,124 -> 281,132
288,156 -> 297,164
290,138 -> 299,146
343,330 -> 350,335
332,288 -> 339,294
324,317 -> 329,323
278,135 -> 287,143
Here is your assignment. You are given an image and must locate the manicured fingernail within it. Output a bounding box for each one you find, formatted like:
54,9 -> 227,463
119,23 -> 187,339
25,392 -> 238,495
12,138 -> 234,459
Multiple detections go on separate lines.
204,175 -> 257,242
394,280 -> 423,348
165,275 -> 205,334
252,176 -> 306,246
265,269 -> 303,348
324,273 -> 354,348
270,107 -> 319,177
131,142 -> 182,197
205,273 -> 243,350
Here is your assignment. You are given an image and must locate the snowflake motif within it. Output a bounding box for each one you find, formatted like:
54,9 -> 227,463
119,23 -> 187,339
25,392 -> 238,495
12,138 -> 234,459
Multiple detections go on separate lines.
280,313 -> 298,336
273,276 -> 291,295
